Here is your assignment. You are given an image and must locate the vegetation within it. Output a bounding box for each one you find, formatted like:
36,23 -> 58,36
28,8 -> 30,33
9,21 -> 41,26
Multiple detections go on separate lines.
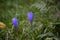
0,0 -> 60,40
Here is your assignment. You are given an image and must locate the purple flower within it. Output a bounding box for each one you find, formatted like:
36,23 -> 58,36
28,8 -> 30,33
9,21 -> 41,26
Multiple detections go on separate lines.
27,12 -> 33,25
12,17 -> 18,30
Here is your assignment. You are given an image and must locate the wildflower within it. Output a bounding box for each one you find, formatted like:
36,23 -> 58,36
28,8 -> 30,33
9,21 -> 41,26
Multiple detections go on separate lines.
12,17 -> 18,30
27,12 -> 33,25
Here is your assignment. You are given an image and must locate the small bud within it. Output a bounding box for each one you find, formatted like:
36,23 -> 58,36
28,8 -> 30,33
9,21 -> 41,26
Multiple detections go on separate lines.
12,17 -> 18,31
27,12 -> 33,25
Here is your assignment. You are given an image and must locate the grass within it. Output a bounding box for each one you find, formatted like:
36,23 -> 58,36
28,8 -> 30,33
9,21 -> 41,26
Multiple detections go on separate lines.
0,0 -> 60,40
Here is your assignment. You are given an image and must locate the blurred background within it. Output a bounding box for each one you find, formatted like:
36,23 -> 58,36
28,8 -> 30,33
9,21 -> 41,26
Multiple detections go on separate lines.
0,0 -> 60,40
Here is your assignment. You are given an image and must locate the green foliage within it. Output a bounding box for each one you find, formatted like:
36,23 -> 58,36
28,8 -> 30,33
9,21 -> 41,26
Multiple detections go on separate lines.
0,0 -> 60,40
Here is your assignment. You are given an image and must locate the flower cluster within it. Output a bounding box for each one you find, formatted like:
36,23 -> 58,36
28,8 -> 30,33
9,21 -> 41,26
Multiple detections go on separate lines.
12,12 -> 33,30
